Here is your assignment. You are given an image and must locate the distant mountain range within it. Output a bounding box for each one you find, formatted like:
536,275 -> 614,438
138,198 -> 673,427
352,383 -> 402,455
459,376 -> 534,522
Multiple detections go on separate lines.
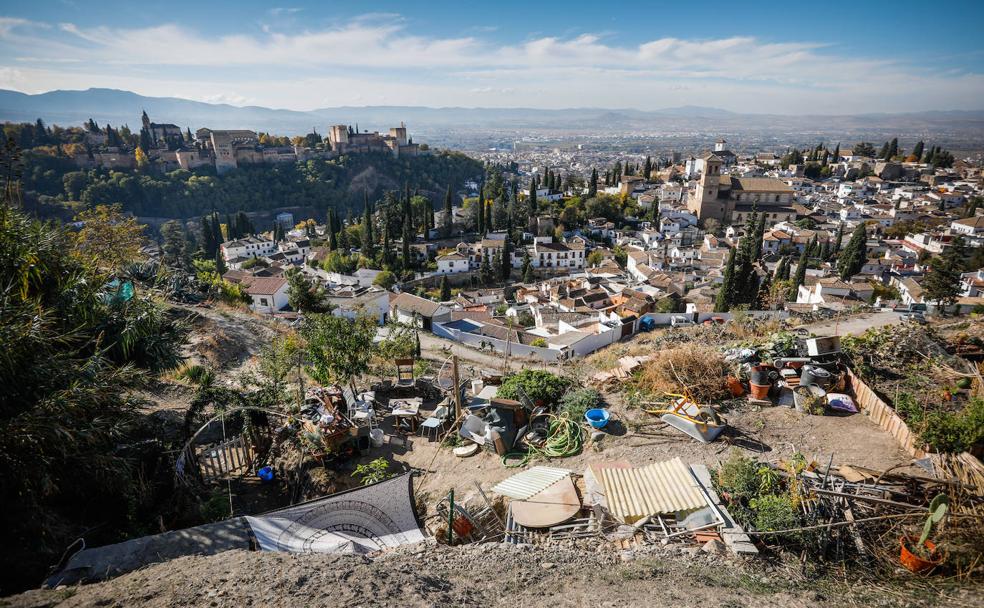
3,88 -> 984,145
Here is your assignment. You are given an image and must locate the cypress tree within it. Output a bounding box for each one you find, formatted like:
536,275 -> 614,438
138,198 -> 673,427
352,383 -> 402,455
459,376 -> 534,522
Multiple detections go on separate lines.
912,141 -> 924,160
443,184 -> 453,235
363,191 -> 375,257
327,210 -> 337,251
484,198 -> 493,234
877,142 -> 890,159
214,248 -> 227,275
832,143 -> 840,162
715,248 -> 737,312
789,246 -> 808,300
832,223 -> 844,258
528,178 -> 538,216
887,137 -> 898,159
588,168 -> 598,197
752,213 -> 766,260
440,275 -> 451,301
837,223 -> 868,280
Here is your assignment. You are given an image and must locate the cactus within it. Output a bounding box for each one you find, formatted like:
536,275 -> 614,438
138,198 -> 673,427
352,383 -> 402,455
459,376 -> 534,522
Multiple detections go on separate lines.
918,494 -> 948,548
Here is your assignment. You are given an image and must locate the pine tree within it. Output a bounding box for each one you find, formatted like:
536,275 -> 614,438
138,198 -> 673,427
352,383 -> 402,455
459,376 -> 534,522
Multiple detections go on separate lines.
836,223 -> 868,280
440,275 -> 451,301
715,248 -> 737,312
923,236 -> 966,315
878,142 -> 890,159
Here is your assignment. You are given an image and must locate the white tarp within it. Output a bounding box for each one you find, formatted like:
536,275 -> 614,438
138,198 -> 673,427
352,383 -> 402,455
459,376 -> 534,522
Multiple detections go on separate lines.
245,473 -> 426,554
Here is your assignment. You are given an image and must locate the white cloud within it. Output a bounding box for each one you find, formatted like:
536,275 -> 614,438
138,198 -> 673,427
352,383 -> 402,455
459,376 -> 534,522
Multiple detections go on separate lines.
0,14 -> 981,113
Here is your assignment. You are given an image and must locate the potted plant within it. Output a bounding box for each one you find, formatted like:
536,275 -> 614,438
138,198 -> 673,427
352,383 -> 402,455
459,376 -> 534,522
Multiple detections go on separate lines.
900,494 -> 948,573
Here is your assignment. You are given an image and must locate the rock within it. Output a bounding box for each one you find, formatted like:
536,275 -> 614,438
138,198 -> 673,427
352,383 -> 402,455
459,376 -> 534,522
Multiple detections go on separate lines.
619,550 -> 634,562
701,539 -> 727,555
540,562 -> 555,570
591,431 -> 606,442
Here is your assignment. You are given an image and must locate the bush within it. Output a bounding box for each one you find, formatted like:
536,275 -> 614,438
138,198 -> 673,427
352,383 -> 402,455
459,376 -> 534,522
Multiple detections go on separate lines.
530,337 -> 547,348
715,450 -> 762,501
497,369 -> 571,406
559,388 -> 601,419
353,457 -> 395,486
919,398 -> 984,453
635,345 -> 730,403
750,494 -> 800,540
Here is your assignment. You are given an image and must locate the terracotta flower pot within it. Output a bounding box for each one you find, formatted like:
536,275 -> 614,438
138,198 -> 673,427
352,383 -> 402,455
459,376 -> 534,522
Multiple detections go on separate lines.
726,376 -> 745,397
900,535 -> 943,573
749,382 -> 770,400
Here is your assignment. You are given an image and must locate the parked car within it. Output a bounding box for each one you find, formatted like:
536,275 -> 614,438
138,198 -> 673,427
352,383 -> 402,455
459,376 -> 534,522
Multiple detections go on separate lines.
900,312 -> 927,324
671,315 -> 695,327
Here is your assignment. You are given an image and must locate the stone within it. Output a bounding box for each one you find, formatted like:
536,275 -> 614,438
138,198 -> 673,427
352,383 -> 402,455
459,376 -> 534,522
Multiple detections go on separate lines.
591,431 -> 606,442
701,539 -> 727,555
540,562 -> 555,570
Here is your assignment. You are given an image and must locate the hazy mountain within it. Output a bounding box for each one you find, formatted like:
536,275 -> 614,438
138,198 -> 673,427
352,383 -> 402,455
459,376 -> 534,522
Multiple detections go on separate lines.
2,88 -> 983,143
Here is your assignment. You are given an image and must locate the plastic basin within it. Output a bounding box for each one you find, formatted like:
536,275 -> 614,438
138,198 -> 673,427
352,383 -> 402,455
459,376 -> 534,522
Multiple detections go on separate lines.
584,408 -> 610,429
257,466 -> 275,483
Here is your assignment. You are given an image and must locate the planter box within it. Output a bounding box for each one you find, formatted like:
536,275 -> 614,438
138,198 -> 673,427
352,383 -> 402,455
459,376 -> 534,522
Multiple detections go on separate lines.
845,366 -> 928,459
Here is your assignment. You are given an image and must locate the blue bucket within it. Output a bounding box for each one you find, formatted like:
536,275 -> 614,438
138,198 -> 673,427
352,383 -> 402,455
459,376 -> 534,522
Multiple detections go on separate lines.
257,466 -> 275,483
584,408 -> 610,429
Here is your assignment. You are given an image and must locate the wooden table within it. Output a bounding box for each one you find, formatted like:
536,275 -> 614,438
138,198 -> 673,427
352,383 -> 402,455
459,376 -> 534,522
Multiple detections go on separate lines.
389,398 -> 422,432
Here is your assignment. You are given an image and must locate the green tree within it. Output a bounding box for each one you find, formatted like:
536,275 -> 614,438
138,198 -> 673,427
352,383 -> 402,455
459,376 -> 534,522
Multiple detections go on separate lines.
923,237 -> 966,314
588,168 -> 598,197
301,313 -> 377,395
789,246 -> 808,300
373,270 -> 396,289
287,269 -> 329,313
440,275 -> 451,301
715,248 -> 737,312
443,184 -> 454,235
836,223 -> 868,280
160,220 -> 191,269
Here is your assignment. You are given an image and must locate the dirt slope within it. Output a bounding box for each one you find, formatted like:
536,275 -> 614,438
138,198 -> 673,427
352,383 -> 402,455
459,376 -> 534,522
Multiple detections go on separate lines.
8,542 -> 979,608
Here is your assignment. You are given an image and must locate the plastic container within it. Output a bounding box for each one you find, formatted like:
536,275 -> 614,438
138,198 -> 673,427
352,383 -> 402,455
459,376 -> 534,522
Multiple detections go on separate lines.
584,408 -> 611,429
257,466 -> 275,483
749,382 -> 771,400
800,365 -> 833,388
900,535 -> 942,573
369,428 -> 385,447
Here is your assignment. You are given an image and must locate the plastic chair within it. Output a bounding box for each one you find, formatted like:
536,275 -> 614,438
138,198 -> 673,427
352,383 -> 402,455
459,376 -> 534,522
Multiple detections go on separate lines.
419,405 -> 449,441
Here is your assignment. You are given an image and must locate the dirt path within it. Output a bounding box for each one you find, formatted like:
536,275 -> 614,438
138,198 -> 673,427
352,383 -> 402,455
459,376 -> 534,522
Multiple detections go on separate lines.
797,311 -> 902,337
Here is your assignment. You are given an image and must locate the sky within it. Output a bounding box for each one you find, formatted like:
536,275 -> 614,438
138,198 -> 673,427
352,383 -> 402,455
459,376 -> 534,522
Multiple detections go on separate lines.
1,0 -> 983,114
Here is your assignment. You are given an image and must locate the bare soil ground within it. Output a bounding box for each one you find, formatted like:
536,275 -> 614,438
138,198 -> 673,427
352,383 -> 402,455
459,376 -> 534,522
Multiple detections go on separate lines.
8,542 -> 980,608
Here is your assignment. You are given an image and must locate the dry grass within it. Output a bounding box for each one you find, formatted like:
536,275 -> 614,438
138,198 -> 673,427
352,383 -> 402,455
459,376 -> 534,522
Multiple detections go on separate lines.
635,344 -> 732,403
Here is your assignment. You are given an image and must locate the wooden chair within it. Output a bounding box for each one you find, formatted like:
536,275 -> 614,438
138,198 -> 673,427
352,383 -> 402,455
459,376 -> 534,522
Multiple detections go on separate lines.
394,358 -> 415,391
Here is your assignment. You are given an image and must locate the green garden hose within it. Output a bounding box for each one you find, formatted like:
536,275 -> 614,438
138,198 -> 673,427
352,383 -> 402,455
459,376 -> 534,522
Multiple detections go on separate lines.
502,413 -> 585,468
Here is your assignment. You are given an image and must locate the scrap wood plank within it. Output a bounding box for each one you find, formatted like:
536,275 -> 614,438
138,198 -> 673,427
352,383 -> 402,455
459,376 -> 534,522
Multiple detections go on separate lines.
689,464 -> 759,555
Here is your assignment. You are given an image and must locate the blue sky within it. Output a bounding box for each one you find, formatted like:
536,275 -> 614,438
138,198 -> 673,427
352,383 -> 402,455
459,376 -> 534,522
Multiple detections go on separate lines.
1,0 -> 982,113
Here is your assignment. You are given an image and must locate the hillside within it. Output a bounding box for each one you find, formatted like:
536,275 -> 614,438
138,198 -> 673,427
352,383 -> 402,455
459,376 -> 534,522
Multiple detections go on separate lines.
9,541 -> 977,608
22,150 -> 482,221
3,88 -> 984,140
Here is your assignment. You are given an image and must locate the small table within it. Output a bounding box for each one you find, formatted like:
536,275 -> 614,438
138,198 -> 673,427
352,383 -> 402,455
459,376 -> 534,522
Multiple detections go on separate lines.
389,398 -> 422,432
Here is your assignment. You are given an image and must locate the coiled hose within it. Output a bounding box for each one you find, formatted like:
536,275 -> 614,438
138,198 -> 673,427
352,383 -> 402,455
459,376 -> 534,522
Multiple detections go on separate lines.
501,412 -> 585,468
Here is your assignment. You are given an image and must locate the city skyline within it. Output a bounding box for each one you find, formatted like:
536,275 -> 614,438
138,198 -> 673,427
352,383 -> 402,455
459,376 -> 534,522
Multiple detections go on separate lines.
1,1 -> 983,114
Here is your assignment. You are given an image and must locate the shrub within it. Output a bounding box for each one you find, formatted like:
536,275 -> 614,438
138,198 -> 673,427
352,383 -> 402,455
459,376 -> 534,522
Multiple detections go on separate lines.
353,457 -> 395,486
750,494 -> 800,540
497,369 -> 571,406
919,398 -> 984,453
559,387 -> 601,419
715,450 -> 762,501
530,337 -> 547,348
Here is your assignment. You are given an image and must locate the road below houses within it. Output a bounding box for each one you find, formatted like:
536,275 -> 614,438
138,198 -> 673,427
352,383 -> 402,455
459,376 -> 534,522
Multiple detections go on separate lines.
797,311 -> 903,338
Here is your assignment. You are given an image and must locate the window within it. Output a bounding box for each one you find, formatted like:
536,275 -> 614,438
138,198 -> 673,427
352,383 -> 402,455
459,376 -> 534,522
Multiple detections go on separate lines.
260,297 -> 269,306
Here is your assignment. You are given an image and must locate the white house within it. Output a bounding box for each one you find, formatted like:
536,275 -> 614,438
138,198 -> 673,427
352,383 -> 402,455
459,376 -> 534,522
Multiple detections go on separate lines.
436,252 -> 471,274
325,287 -> 390,325
390,292 -> 452,330
221,236 -> 277,262
245,277 -> 289,313
951,215 -> 984,237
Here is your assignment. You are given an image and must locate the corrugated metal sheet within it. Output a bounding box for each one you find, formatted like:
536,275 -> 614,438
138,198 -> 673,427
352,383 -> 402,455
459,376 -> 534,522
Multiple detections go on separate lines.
600,457 -> 707,523
491,466 -> 572,500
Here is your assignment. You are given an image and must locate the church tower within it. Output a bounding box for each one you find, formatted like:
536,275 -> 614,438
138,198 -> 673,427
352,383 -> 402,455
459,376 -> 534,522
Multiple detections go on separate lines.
688,153 -> 725,221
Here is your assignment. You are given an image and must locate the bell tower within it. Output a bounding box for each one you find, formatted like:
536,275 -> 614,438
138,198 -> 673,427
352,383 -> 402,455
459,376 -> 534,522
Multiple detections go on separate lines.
688,153 -> 725,221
